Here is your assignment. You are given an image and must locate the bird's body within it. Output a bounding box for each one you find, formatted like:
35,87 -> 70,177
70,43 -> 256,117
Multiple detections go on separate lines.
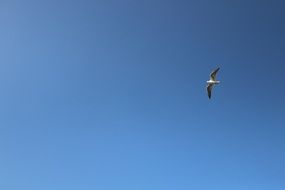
207,80 -> 220,85
206,68 -> 220,99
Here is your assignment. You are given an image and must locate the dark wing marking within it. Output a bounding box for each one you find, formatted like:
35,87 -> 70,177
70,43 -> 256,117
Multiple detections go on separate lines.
207,84 -> 213,99
210,67 -> 220,80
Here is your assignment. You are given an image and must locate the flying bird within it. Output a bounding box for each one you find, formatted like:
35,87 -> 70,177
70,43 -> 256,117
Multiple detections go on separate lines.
206,67 -> 220,99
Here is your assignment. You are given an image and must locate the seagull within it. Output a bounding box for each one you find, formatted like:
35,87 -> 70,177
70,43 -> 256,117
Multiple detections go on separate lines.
206,67 -> 220,99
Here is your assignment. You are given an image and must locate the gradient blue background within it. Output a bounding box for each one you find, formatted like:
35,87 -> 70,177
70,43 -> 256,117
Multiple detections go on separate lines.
1,0 -> 285,189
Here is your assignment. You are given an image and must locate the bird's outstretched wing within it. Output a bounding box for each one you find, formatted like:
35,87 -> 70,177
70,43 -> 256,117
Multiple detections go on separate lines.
207,84 -> 213,99
210,67 -> 220,81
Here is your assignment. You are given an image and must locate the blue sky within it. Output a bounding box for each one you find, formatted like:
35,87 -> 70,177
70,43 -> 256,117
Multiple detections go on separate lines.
0,0 -> 285,189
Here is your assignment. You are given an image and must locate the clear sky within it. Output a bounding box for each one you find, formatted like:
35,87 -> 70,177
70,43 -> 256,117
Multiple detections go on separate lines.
0,0 -> 285,189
